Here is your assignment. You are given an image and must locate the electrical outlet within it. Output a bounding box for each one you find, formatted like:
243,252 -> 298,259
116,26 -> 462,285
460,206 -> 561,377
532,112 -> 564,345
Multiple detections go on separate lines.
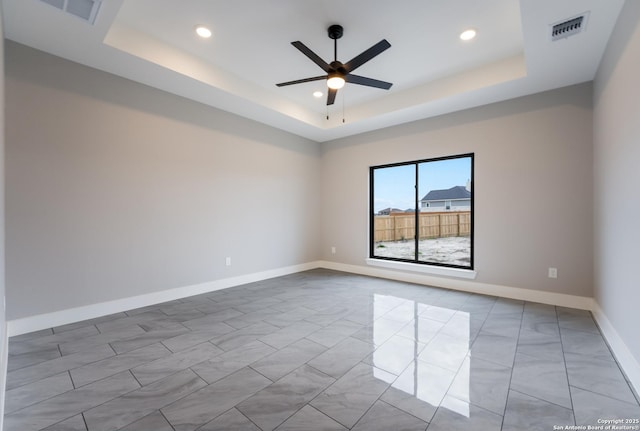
331,246 -> 336,254
225,257 -> 231,266
548,267 -> 557,279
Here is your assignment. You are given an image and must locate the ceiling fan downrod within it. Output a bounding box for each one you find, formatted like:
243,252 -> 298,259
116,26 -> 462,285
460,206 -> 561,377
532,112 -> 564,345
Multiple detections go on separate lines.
328,24 -> 343,62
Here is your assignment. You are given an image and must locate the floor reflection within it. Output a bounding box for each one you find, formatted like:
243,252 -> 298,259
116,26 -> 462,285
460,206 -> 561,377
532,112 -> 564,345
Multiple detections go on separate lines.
369,293 -> 472,418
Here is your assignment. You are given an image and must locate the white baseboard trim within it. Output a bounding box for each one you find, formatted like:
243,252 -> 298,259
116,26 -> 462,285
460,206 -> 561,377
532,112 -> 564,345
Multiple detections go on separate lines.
8,260 -> 594,336
318,260 -> 594,310
0,333 -> 6,431
591,301 -> 640,397
0,306 -> 8,431
7,260 -> 592,337
7,261 -> 322,337
366,258 -> 477,279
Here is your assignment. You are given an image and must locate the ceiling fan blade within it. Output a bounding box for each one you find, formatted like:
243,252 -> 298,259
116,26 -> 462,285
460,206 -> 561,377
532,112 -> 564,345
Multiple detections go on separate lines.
327,88 -> 337,105
276,76 -> 327,87
345,74 -> 393,90
291,41 -> 332,73
344,39 -> 391,73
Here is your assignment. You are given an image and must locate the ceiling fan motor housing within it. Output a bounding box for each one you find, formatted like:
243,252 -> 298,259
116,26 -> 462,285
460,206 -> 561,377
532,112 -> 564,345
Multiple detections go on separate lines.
328,25 -> 343,40
330,61 -> 347,75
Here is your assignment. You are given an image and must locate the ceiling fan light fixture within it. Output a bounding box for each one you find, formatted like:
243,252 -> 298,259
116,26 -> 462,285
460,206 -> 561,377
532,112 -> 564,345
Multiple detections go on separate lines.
460,28 -> 477,41
327,74 -> 345,90
195,25 -> 212,39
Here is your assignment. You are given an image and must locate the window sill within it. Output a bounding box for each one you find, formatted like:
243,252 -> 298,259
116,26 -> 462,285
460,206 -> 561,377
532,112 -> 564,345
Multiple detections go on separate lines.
366,258 -> 477,279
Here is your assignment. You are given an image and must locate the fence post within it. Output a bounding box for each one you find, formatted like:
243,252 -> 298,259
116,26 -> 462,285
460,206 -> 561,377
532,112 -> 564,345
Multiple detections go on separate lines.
392,215 -> 396,241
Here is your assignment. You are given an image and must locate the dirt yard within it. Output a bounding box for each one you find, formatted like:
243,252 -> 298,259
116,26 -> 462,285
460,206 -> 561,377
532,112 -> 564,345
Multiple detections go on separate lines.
373,236 -> 471,266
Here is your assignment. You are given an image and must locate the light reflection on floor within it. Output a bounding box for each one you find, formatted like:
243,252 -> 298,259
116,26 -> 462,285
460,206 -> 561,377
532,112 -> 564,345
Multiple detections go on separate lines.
371,293 -> 471,417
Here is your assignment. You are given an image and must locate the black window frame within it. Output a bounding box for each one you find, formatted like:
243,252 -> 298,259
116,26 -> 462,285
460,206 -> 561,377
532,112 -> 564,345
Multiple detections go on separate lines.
369,153 -> 474,270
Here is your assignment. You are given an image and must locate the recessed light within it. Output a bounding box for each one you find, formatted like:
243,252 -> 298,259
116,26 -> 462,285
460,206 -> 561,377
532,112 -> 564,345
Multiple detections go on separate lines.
195,25 -> 212,39
313,91 -> 323,98
460,29 -> 477,41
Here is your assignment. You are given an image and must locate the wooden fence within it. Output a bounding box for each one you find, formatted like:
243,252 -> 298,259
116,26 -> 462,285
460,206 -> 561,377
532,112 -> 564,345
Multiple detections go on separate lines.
374,211 -> 471,242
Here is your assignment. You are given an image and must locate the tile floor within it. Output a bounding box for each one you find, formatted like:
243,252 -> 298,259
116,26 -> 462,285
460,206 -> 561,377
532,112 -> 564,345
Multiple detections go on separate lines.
4,269 -> 640,431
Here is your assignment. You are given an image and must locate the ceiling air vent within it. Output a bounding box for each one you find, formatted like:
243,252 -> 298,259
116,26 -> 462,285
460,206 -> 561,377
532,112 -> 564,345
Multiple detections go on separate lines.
551,13 -> 589,41
39,0 -> 102,25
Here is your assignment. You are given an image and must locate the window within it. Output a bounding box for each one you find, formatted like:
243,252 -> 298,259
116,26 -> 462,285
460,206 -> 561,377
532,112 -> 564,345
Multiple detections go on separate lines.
370,153 -> 474,269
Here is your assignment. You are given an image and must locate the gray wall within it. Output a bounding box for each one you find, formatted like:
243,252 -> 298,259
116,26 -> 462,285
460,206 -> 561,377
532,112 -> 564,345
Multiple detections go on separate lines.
320,83 -> 594,297
1,3 -> 7,426
593,1 -> 640,368
2,37 -> 601,320
5,42 -> 321,320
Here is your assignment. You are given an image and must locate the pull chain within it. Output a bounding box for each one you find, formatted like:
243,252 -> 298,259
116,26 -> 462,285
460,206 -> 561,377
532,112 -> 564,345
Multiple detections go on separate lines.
325,90 -> 346,122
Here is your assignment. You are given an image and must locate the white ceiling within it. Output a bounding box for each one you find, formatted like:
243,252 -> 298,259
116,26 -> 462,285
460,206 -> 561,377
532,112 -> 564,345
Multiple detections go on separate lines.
1,0 -> 625,142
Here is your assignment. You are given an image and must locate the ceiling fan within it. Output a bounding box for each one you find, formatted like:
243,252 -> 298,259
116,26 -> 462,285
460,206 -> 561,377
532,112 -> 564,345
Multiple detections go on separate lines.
276,25 -> 392,105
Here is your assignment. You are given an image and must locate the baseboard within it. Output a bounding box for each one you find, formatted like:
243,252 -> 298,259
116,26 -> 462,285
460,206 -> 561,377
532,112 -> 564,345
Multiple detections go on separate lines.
0,296 -> 8,431
0,333 -> 6,431
7,261 -> 322,337
317,260 -> 594,310
7,259 -> 594,337
591,301 -> 640,398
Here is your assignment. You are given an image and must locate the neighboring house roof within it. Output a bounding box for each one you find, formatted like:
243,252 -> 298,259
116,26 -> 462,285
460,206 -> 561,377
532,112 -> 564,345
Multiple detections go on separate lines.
378,207 -> 403,214
421,186 -> 470,201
